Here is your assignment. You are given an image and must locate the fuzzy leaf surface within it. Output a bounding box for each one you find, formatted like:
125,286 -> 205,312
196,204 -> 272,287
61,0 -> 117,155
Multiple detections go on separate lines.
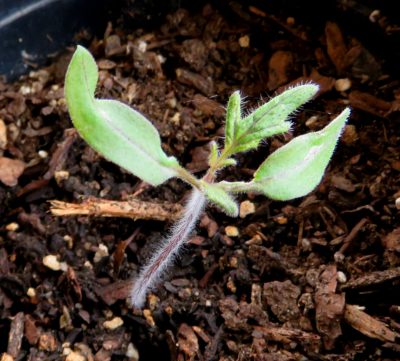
65,45 -> 179,186
233,84 -> 319,152
224,91 -> 241,147
203,183 -> 239,217
251,108 -> 350,200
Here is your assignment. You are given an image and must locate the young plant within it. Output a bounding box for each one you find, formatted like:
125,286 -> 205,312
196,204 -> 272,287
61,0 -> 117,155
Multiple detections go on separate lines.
64,45 -> 350,308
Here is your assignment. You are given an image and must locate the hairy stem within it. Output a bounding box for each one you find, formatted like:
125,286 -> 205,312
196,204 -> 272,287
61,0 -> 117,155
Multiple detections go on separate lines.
130,188 -> 206,308
175,166 -> 203,189
218,180 -> 256,193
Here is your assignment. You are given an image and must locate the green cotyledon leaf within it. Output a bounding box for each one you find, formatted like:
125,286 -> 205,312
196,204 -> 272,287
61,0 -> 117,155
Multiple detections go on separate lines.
232,84 -> 319,153
250,108 -> 350,200
64,45 -> 179,186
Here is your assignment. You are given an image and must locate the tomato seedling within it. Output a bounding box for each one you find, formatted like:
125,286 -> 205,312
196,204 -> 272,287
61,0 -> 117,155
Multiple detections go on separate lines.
64,46 -> 350,307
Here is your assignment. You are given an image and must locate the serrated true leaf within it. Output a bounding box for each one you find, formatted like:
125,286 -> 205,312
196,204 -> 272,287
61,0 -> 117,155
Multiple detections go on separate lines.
65,45 -> 179,186
220,158 -> 237,168
208,141 -> 219,167
234,84 -> 319,153
225,91 -> 241,147
251,108 -> 350,200
203,183 -> 239,217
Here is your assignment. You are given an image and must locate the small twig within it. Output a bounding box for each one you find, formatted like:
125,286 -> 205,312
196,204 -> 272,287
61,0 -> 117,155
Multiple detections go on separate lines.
43,128 -> 78,180
113,228 -> 141,277
199,263 -> 218,289
341,267 -> 400,290
49,197 -> 182,221
17,128 -> 77,197
334,218 -> 369,261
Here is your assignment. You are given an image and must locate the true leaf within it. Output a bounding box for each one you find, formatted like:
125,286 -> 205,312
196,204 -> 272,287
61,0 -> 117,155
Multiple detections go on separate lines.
208,141 -> 219,167
203,183 -> 239,217
233,84 -> 319,153
250,108 -> 350,200
225,91 -> 241,147
219,158 -> 237,168
65,45 -> 179,186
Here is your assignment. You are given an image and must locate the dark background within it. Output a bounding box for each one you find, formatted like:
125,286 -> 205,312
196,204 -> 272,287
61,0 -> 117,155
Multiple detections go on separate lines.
1,0 -> 400,80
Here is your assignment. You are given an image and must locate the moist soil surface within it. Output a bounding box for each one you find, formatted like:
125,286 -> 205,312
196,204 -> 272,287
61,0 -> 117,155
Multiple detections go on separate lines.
1,2 -> 400,360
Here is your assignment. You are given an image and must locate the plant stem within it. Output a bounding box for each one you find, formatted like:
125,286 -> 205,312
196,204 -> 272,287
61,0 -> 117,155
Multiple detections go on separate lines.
130,188 -> 206,308
130,141 -> 242,308
206,142 -> 236,180
175,166 -> 203,189
218,180 -> 255,193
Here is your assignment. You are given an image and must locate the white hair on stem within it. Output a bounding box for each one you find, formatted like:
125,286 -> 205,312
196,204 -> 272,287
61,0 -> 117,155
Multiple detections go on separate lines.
129,188 -> 206,308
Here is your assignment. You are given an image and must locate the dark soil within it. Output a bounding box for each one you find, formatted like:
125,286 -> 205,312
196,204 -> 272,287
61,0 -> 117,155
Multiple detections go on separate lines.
1,2 -> 400,360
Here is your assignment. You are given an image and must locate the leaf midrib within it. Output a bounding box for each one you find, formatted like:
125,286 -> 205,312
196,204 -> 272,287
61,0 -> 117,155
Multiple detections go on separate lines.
79,55 -> 173,177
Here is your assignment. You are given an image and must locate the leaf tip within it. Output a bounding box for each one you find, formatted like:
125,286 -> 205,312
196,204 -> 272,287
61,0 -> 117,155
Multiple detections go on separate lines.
296,81 -> 320,98
323,107 -> 351,137
74,44 -> 93,58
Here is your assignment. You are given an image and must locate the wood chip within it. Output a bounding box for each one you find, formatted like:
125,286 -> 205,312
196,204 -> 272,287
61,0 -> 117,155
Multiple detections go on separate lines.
43,128 -> 77,181
349,90 -> 392,117
382,228 -> 400,251
142,309 -> 155,327
105,34 -> 124,57
186,144 -> 210,172
38,332 -> 57,352
24,315 -> 40,345
199,215 -> 218,238
0,157 -> 25,186
0,118 -> 7,150
7,95 -> 26,117
113,230 -> 139,276
267,50 -> 294,90
314,265 -> 345,349
177,323 -> 199,359
341,124 -> 358,145
98,59 -> 117,70
345,304 -> 397,342
252,325 -> 321,353
176,68 -> 214,96
180,39 -> 208,71
263,280 -> 301,323
325,21 -> 347,72
96,280 -> 132,306
66,267 -> 82,302
192,325 -> 210,343
7,312 -> 24,358
192,94 -> 224,117
331,175 -> 356,192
